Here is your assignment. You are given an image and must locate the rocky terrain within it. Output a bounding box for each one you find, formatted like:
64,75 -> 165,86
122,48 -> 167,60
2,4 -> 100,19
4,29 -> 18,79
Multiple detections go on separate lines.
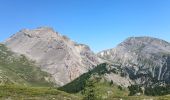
4,27 -> 101,86
98,37 -> 170,85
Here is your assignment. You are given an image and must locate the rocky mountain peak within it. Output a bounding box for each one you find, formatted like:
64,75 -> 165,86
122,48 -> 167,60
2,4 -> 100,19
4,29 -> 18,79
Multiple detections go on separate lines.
4,27 -> 101,86
98,36 -> 170,85
119,36 -> 170,48
117,37 -> 170,55
18,27 -> 58,39
99,37 -> 170,58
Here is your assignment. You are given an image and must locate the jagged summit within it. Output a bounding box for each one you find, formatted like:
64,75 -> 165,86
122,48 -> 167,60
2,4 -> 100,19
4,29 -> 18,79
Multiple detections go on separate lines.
4,27 -> 101,86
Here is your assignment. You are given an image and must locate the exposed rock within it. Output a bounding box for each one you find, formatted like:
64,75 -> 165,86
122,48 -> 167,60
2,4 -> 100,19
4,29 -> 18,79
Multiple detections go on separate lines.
102,63 -> 134,87
98,37 -> 170,85
4,27 -> 101,86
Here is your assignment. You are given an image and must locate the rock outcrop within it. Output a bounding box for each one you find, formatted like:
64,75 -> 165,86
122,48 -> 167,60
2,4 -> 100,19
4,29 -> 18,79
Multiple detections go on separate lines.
4,27 -> 101,86
98,37 -> 170,85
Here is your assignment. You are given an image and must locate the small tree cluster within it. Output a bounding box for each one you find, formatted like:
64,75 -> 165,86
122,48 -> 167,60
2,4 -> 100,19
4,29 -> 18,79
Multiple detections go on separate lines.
128,85 -> 142,96
128,84 -> 170,96
145,85 -> 170,96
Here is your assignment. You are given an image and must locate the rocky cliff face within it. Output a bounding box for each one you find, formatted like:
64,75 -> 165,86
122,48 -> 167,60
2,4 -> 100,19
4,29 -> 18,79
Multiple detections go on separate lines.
98,37 -> 170,85
4,27 -> 101,86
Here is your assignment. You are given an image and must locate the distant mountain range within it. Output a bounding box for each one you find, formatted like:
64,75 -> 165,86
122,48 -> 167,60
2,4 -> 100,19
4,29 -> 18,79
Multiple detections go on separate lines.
1,27 -> 170,99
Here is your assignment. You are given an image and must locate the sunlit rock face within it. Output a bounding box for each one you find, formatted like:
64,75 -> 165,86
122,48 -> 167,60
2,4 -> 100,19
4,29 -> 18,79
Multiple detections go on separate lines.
4,27 -> 101,86
98,37 -> 170,85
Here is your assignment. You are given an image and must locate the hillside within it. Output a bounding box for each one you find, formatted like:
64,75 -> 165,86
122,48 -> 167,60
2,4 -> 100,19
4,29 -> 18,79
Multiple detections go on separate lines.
0,85 -> 80,100
0,43 -> 54,87
59,63 -> 130,99
1,85 -> 170,100
59,63 -> 170,99
0,43 -> 81,100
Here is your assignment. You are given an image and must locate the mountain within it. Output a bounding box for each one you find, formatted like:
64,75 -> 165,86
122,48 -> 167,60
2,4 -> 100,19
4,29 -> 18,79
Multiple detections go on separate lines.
0,43 -> 53,86
98,37 -> 170,85
3,28 -> 170,98
0,41 -> 79,100
4,27 -> 101,86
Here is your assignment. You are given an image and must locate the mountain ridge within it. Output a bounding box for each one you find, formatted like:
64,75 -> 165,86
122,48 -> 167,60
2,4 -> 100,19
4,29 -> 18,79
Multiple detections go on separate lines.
2,27 -> 170,99
3,27 -> 170,88
98,36 -> 170,85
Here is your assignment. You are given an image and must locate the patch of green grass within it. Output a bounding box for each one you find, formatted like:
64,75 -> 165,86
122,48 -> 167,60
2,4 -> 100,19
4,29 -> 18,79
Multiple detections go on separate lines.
106,96 -> 170,100
0,85 -> 80,100
87,82 -> 129,100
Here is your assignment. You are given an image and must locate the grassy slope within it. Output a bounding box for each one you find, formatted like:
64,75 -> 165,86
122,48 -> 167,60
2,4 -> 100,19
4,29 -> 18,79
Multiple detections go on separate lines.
0,44 -> 54,87
92,83 -> 170,100
85,81 -> 129,99
106,96 -> 170,100
0,85 -> 80,100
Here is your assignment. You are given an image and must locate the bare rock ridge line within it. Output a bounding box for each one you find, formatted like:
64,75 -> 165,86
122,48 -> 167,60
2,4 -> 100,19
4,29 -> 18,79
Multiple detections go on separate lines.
4,27 -> 102,86
98,36 -> 170,85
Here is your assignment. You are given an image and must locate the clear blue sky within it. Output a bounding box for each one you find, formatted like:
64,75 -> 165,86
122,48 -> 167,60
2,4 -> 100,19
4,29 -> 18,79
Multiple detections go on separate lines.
0,0 -> 170,52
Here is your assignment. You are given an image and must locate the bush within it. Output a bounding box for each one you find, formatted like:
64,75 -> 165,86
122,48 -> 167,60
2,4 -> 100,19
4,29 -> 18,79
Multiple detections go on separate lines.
118,85 -> 123,91
128,85 -> 142,96
145,85 -> 169,96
